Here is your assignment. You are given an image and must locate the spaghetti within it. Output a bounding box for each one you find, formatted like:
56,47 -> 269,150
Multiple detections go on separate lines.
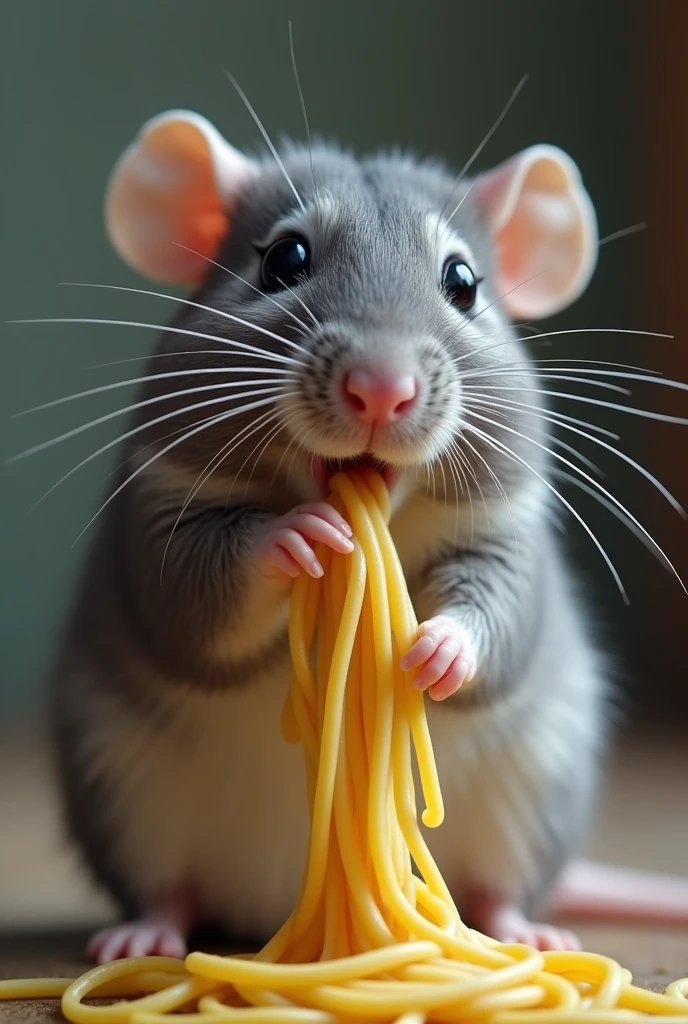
2,468 -> 686,1022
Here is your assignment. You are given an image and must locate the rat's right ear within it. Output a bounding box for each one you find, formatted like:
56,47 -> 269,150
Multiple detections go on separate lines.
105,111 -> 256,284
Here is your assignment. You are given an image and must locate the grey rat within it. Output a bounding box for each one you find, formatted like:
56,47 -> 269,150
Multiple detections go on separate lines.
47,110 -> 688,964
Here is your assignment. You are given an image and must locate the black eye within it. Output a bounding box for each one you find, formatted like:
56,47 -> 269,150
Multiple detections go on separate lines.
260,236 -> 310,291
442,259 -> 478,312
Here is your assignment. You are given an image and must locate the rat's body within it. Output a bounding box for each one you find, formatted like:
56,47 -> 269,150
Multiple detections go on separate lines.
48,124 -> 687,963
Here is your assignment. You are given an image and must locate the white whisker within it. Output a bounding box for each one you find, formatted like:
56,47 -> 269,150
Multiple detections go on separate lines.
437,74 -> 529,230
170,242 -> 318,333
21,387 -> 283,507
459,431 -> 520,553
224,70 -> 306,214
159,407 -> 283,579
463,393 -> 684,516
461,384 -> 688,425
15,368 -> 291,416
288,21 -> 320,218
598,222 -> 647,246
10,318 -> 298,366
460,358 -> 665,380
73,392 -> 291,544
90,350 -> 257,370
464,422 -> 627,601
466,393 -> 619,439
464,407 -> 686,591
464,373 -> 632,395
453,326 -> 673,365
10,380 -> 290,461
59,283 -> 308,354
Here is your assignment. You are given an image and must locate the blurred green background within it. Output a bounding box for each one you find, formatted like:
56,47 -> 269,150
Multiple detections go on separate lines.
2,0 -> 686,723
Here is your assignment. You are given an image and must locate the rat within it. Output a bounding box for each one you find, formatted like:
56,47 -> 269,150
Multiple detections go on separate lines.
46,108 -> 688,965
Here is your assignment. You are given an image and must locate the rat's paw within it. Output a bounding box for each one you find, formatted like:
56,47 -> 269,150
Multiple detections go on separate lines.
400,614 -> 476,700
255,502 -> 354,580
87,922 -> 188,964
486,906 -> 581,952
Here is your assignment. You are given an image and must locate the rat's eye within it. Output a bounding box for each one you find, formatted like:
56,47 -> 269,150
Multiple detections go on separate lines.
442,259 -> 478,312
261,236 -> 310,291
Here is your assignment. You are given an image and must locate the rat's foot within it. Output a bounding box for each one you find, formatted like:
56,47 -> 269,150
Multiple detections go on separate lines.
463,891 -> 581,951
87,887 -> 194,963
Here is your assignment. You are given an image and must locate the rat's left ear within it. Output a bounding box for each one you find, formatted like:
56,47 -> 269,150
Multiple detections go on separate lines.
105,110 -> 257,284
474,145 -> 597,320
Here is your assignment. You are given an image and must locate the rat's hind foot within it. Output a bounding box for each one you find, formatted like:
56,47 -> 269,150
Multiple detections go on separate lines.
87,886 -> 194,964
87,921 -> 187,963
463,890 -> 581,951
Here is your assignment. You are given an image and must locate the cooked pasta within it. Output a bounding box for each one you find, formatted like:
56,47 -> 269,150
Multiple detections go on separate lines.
2,468 -> 686,1022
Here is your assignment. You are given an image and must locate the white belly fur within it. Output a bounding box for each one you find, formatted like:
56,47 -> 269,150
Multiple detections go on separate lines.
96,638 -> 595,936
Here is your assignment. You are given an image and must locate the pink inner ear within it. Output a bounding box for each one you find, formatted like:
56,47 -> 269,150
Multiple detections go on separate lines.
474,145 -> 598,321
105,112 -> 253,284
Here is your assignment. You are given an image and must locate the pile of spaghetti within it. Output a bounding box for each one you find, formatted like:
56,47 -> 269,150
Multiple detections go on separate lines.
2,469 -> 687,1023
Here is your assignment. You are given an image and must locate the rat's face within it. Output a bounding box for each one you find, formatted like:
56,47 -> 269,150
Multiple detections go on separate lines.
107,113 -> 596,502
196,151 -> 515,493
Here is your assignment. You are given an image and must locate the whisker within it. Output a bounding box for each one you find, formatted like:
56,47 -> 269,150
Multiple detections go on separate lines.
286,425 -> 316,489
444,444 -> 468,549
15,368 -> 290,416
10,318 -> 298,366
241,415 -> 289,496
464,393 -> 619,439
288,21 -> 320,217
460,358 -> 664,378
459,431 -> 518,553
19,387 -> 283,507
460,384 -> 688,425
224,70 -> 306,214
102,409 -> 236,491
464,366 -> 688,394
90,350 -> 261,370
551,467 -> 664,549
457,271 -> 545,331
170,240 -> 315,329
463,374 -> 631,395
59,283 -> 308,354
464,395 -> 604,476
464,407 -> 686,590
435,454 -> 449,505
73,392 -> 290,544
453,326 -> 673,365
598,222 -> 647,246
10,380 -> 291,461
444,179 -> 477,229
159,407 -> 282,579
463,393 -> 684,515
453,436 -> 489,544
437,75 -> 528,229
463,422 -> 627,600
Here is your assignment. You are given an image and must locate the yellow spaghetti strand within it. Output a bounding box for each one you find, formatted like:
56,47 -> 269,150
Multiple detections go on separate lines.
2,470 -> 686,1021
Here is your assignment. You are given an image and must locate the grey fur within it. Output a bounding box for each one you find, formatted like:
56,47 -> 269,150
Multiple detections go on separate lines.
51,142 -> 606,939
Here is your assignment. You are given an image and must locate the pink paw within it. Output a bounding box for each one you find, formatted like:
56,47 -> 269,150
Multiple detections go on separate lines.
256,502 -> 353,579
400,614 -> 476,700
487,906 -> 581,952
87,921 -> 188,964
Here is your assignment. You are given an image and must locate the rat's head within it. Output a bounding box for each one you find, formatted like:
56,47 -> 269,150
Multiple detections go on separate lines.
106,111 -> 597,500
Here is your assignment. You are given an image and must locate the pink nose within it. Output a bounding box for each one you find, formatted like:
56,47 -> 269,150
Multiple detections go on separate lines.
343,369 -> 418,425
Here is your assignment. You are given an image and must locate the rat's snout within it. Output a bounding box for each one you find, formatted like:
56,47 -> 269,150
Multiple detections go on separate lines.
343,368 -> 418,426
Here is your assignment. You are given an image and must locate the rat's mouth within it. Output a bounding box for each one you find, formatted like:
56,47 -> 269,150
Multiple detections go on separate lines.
313,455 -> 398,496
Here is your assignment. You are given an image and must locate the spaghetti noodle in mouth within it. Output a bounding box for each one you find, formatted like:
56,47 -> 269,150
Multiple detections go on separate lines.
2,468 -> 686,1022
